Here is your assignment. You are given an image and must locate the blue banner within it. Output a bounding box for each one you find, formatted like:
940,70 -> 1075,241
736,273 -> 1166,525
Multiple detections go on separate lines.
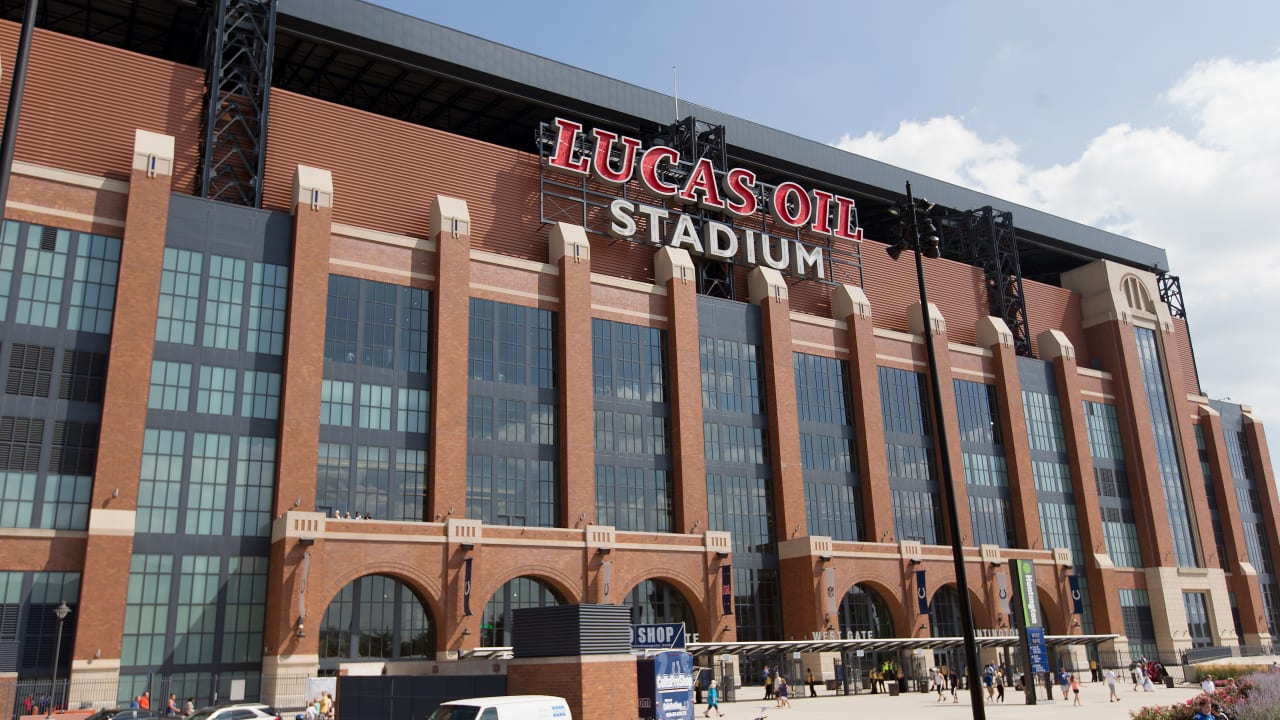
1067,573 -> 1083,615
463,557 -> 473,616
647,650 -> 694,720
915,570 -> 929,614
721,566 -> 732,616
1025,627 -> 1049,673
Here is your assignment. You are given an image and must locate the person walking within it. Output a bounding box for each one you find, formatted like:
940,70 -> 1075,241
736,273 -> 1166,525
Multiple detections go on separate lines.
1071,674 -> 1081,706
995,672 -> 1005,703
1105,668 -> 1120,702
1201,674 -> 1216,694
806,668 -> 818,697
934,668 -> 946,702
703,680 -> 724,718
764,668 -> 774,700
167,694 -> 180,716
775,676 -> 791,708
1132,663 -> 1143,692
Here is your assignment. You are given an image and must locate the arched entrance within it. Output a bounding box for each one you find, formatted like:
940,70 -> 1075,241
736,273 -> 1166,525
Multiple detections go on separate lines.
480,576 -> 564,647
930,585 -> 963,676
624,579 -> 697,632
318,574 -> 435,670
838,583 -> 897,688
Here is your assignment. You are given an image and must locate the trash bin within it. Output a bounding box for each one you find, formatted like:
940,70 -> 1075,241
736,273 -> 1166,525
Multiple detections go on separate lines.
888,681 -> 899,697
1165,676 -> 1175,689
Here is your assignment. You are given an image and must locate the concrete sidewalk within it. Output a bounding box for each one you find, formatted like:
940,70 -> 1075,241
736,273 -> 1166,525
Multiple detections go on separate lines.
708,682 -> 1202,720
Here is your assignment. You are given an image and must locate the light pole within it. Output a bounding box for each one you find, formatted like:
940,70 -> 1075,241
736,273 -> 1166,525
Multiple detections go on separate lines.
887,181 -> 985,720
47,600 -> 71,719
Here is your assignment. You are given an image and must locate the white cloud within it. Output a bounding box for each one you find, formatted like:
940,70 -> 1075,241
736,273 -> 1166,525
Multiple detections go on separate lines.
836,56 -> 1280,473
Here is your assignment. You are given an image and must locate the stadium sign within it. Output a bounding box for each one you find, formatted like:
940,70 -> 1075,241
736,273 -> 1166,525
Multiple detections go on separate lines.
544,118 -> 865,280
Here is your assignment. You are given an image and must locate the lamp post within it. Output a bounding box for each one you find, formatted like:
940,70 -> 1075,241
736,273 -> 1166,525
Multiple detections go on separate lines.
887,181 -> 985,719
47,600 -> 71,720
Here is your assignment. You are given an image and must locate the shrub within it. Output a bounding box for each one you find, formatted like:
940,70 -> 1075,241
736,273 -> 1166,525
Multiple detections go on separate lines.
1190,663 -> 1272,683
1233,671 -> 1280,720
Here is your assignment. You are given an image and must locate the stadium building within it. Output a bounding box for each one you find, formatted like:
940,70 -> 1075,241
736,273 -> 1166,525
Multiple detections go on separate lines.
0,0 -> 1277,715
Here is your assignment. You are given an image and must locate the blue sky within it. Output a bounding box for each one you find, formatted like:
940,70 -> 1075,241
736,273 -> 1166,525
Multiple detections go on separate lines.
373,0 -> 1280,478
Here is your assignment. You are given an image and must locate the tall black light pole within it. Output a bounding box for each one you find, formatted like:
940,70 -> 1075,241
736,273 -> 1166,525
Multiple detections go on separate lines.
888,181 -> 985,719
0,0 -> 41,211
47,600 -> 70,720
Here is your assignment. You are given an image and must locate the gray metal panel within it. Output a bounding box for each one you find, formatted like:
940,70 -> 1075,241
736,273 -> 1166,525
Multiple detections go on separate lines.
277,0 -> 1168,272
1016,356 -> 1057,394
511,604 -> 632,657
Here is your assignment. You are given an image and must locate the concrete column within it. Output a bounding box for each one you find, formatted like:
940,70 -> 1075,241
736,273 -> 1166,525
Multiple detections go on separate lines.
428,196 -> 472,523
71,130 -> 175,698
551,223 -> 594,528
656,247 -> 707,535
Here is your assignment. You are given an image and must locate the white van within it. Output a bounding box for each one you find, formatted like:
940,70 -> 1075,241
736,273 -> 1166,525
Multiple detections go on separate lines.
425,695 -> 572,720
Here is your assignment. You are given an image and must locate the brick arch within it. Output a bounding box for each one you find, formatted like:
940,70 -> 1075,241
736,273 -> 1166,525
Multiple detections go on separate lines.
614,573 -> 707,636
470,563 -> 583,611
313,559 -> 445,628
837,575 -> 909,639
1037,586 -> 1065,635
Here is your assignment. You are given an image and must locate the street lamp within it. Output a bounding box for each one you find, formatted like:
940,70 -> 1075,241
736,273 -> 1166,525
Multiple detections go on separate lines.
886,181 -> 985,720
47,600 -> 71,720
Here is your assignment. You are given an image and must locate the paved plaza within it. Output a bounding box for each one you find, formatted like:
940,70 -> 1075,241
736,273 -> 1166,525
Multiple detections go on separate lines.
708,682 -> 1202,720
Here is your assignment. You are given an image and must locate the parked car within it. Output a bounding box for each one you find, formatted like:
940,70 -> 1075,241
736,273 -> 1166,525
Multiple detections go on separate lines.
186,704 -> 282,720
427,695 -> 572,720
84,709 -> 163,720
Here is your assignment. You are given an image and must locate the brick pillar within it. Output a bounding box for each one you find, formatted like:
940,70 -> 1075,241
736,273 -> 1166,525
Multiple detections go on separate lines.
507,655 -> 637,720
275,165 -> 333,514
1039,329 -> 1122,635
656,248 -> 706,535
748,267 -> 811,637
71,130 -> 174,702
428,196 -> 472,523
908,301 -> 974,545
831,285 -> 891,544
979,318 -> 1041,552
262,166 -> 333,705
551,223 -> 594,528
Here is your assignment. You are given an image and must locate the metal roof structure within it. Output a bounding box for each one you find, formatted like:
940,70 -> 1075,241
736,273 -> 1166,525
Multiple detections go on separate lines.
2,0 -> 1170,287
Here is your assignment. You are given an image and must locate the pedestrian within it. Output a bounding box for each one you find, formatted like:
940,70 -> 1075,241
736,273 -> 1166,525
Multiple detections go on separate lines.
1106,668 -> 1119,702
1201,674 -> 1216,694
167,694 -> 180,716
995,672 -> 1005,703
704,680 -> 724,718
806,668 -> 817,697
1058,669 -> 1070,700
775,676 -> 790,708
950,669 -> 959,703
983,664 -> 995,701
1071,674 -> 1081,706
1090,658 -> 1100,683
1191,696 -> 1218,720
185,698 -> 196,716
140,691 -> 151,711
763,667 -> 774,700
131,697 -> 141,710
1132,663 -> 1143,692
319,691 -> 333,720
934,668 -> 946,702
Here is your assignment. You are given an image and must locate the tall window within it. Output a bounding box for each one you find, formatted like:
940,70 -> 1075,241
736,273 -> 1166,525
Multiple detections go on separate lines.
1119,589 -> 1158,660
954,380 -> 1012,547
479,576 -> 563,647
1194,425 -> 1228,567
625,579 -> 697,630
879,366 -> 941,544
1134,327 -> 1199,567
1085,402 -> 1142,567
796,353 -> 860,541
467,298 -> 556,526
319,277 -> 431,521
700,297 -> 778,642
593,319 -> 672,532
0,570 -> 80,678
1225,420 -> 1280,636
1022,388 -> 1083,562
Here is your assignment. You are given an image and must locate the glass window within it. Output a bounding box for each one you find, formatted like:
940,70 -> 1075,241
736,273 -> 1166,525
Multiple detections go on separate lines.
479,576 -> 562,648
185,433 -> 231,535
202,256 -> 245,350
247,262 -> 288,355
319,574 -> 435,664
148,361 -> 192,411
233,436 -> 275,537
359,384 -> 393,430
241,371 -> 281,420
797,353 -> 860,541
137,429 -> 185,534
16,225 -> 69,328
321,380 -> 354,426
196,366 -> 237,416
156,248 -> 202,345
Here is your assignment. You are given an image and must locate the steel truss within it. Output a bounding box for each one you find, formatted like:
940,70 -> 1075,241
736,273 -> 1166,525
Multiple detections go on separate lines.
939,207 -> 1032,357
1157,273 -> 1187,319
198,0 -> 277,207
535,117 -> 865,300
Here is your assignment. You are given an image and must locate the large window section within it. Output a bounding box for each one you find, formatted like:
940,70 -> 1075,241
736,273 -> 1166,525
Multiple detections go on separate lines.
1022,387 -> 1083,562
0,222 -> 117,532
700,297 -> 779,642
1134,327 -> 1199,567
466,298 -> 556,526
954,380 -> 1012,547
796,353 -> 860,541
1194,425 -> 1228,567
1118,589 -> 1158,660
319,276 -> 431,521
0,571 -> 80,679
879,366 -> 941,544
1085,402 -> 1142,567
592,319 -> 672,532
1224,419 -> 1280,636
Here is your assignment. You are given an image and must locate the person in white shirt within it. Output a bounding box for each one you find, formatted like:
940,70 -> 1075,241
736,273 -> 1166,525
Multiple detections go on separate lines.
1201,674 -> 1216,694
1106,668 -> 1120,702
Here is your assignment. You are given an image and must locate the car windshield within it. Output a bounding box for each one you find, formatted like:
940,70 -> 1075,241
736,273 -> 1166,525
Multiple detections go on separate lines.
426,707 -> 479,720
187,712 -> 214,720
